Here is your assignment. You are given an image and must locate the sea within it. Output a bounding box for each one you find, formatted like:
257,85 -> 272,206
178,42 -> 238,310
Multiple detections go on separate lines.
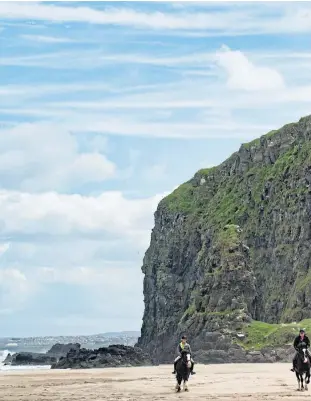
0,332 -> 140,372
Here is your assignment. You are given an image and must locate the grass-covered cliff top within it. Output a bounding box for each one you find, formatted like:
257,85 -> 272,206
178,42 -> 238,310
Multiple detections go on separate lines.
239,319 -> 311,350
160,115 -> 311,218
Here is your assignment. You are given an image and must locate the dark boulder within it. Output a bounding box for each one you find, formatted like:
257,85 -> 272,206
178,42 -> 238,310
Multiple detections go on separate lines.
51,344 -> 153,369
10,352 -> 57,366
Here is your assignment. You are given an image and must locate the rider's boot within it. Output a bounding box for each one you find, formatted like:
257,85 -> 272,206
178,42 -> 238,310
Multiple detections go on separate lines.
172,362 -> 177,374
291,360 -> 295,372
190,362 -> 196,375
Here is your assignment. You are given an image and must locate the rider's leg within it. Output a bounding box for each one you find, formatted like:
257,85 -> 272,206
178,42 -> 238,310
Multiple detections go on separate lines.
190,358 -> 196,375
172,356 -> 180,374
291,352 -> 297,372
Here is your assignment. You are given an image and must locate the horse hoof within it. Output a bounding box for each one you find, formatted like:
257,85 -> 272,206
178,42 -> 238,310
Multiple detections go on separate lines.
184,388 -> 189,392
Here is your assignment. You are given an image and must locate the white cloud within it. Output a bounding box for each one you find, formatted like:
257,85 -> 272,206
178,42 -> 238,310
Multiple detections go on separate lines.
0,184 -> 167,317
37,265 -> 140,289
20,34 -> 76,43
0,2 -> 251,30
0,83 -> 111,97
0,2 -> 311,35
0,268 -> 33,314
0,49 -> 213,69
215,45 -> 285,91
0,242 -> 10,255
0,189 -> 167,247
0,123 -> 116,191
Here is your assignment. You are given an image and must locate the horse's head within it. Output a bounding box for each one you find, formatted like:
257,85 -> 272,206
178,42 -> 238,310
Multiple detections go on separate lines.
181,350 -> 191,369
298,342 -> 309,363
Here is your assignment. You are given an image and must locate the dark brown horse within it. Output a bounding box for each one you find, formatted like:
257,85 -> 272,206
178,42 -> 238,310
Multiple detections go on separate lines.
175,349 -> 191,392
294,342 -> 311,391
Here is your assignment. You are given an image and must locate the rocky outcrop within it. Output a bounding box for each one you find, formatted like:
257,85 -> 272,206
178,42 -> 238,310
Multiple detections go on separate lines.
46,343 -> 80,357
137,115 -> 311,363
4,343 -> 81,366
7,352 -> 57,366
51,344 -> 153,369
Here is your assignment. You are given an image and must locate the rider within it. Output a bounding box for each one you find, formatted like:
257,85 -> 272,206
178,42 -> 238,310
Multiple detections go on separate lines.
172,335 -> 196,375
291,329 -> 311,372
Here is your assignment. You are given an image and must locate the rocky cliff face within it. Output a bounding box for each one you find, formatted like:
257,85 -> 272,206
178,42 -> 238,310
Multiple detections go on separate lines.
136,115 -> 311,364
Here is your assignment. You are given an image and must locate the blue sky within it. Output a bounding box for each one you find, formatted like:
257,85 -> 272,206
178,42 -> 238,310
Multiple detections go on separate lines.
1,1 -> 311,337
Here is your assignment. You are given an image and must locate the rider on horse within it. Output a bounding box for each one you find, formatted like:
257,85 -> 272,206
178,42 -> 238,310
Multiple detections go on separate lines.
291,329 -> 311,372
172,335 -> 196,375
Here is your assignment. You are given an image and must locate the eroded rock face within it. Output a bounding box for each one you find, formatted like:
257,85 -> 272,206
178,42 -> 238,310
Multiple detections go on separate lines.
136,115 -> 311,363
51,345 -> 153,369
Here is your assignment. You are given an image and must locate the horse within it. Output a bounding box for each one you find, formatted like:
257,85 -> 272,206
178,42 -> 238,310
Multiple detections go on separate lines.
175,349 -> 191,392
294,342 -> 311,391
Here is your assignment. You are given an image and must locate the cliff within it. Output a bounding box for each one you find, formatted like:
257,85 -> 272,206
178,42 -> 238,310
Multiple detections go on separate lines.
136,115 -> 311,364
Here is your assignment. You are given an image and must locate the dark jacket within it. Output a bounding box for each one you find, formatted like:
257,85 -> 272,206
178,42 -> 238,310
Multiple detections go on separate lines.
176,342 -> 192,355
294,335 -> 310,349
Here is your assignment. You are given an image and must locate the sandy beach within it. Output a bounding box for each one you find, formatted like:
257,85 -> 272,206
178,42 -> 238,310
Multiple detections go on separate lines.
0,363 -> 310,401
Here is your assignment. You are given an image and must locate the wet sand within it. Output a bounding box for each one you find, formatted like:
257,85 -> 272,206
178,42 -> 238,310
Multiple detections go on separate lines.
0,363 -> 309,400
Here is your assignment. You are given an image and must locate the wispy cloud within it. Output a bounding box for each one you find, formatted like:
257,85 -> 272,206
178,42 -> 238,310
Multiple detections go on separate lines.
20,34 -> 76,43
1,2 -> 311,35
0,49 -> 214,69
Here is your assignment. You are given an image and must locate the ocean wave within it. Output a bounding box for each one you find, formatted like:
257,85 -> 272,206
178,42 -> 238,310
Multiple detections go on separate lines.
0,364 -> 51,371
0,349 -> 51,371
0,350 -> 10,364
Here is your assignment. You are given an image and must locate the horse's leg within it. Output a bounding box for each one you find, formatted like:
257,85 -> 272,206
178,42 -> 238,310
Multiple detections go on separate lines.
307,370 -> 310,385
183,379 -> 189,392
296,372 -> 301,391
300,374 -> 304,391
175,373 -> 181,393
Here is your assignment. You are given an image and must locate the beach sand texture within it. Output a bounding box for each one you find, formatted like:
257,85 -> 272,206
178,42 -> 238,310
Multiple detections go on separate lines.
0,363 -> 310,401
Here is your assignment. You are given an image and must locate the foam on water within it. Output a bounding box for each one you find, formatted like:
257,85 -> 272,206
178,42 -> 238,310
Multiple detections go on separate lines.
0,350 -> 10,364
0,349 -> 51,372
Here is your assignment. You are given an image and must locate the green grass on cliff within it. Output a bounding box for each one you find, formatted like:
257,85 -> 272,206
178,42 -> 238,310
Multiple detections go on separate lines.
242,129 -> 278,149
217,224 -> 240,251
162,182 -> 195,214
161,125 -> 311,219
238,319 -> 311,350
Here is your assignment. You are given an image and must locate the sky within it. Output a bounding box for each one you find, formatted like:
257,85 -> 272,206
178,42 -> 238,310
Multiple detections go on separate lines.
1,1 -> 311,337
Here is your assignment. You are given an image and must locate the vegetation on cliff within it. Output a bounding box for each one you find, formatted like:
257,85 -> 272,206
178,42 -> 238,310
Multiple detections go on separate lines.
137,115 -> 311,363
238,319 -> 311,350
